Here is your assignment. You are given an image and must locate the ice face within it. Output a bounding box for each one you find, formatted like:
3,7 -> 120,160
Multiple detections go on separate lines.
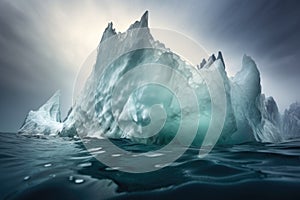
229,55 -> 262,143
19,11 -> 300,145
230,56 -> 284,143
19,91 -> 63,136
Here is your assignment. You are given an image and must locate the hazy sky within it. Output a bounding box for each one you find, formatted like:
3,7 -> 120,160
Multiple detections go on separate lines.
0,0 -> 300,132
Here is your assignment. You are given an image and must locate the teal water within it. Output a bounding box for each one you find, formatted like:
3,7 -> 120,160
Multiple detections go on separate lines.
1,132 -> 300,200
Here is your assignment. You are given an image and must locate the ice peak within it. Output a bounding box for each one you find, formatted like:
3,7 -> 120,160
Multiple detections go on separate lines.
128,10 -> 149,30
141,10 -> 149,25
241,55 -> 259,75
199,58 -> 206,68
40,90 -> 61,122
107,22 -> 113,30
198,52 -> 225,69
100,22 -> 117,43
217,51 -> 225,68
233,54 -> 261,100
208,54 -> 216,63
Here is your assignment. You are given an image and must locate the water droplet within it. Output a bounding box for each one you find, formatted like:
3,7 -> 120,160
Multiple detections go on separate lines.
44,163 -> 52,167
74,179 -> 85,184
23,176 -> 30,181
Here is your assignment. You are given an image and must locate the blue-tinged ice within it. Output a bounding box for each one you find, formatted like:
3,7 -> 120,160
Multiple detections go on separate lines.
19,11 -> 300,144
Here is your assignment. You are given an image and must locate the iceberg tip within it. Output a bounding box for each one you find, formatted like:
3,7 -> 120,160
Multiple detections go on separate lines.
128,10 -> 149,30
217,51 -> 225,68
100,22 -> 117,43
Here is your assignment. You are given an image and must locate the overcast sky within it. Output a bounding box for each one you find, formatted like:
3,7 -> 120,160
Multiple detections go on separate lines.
0,0 -> 300,132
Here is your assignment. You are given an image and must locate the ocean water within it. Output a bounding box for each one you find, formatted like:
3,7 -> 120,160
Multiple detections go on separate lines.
1,132 -> 300,200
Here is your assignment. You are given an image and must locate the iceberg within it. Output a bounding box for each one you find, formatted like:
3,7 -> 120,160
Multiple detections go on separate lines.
19,91 -> 63,136
19,11 -> 300,144
282,102 -> 300,140
230,55 -> 281,143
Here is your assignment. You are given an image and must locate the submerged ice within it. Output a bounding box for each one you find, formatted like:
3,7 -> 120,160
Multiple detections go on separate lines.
19,11 -> 300,144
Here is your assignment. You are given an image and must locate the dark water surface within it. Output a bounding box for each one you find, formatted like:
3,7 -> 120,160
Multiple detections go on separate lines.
1,132 -> 300,200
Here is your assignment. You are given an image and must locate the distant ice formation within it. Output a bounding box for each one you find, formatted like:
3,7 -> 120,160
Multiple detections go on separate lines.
19,90 -> 63,136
